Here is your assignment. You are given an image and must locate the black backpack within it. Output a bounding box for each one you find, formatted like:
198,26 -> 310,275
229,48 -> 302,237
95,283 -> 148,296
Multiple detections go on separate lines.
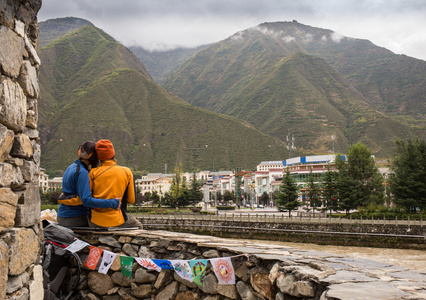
42,220 -> 83,300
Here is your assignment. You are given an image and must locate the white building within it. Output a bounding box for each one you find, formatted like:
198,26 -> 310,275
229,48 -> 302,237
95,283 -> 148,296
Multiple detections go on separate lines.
39,168 -> 49,193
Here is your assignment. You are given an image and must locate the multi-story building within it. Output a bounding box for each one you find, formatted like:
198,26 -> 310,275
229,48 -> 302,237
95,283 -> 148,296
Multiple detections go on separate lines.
135,176 -> 172,198
255,155 -> 343,205
48,177 -> 63,191
39,168 -> 49,193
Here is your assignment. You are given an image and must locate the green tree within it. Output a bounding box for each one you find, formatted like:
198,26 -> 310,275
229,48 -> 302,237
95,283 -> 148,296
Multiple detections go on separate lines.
223,190 -> 234,203
275,170 -> 300,217
390,138 -> 426,213
322,169 -> 338,214
151,190 -> 160,206
335,143 -> 384,212
216,191 -> 222,202
169,162 -> 188,208
306,169 -> 322,216
187,172 -> 203,206
260,191 -> 269,206
335,166 -> 358,215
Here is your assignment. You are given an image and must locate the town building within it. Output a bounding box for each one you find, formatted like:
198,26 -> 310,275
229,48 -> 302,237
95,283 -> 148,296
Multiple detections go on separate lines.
39,168 -> 49,193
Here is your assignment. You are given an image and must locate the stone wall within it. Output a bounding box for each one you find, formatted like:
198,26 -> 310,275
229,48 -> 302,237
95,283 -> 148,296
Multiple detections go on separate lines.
139,217 -> 426,249
0,1 -> 43,299
71,229 -> 426,300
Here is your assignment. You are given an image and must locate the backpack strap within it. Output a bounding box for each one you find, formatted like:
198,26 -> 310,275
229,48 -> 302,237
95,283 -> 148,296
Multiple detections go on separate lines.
75,163 -> 80,182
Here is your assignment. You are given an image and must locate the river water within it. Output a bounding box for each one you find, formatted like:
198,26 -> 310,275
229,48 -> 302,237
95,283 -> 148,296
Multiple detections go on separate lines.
250,240 -> 426,272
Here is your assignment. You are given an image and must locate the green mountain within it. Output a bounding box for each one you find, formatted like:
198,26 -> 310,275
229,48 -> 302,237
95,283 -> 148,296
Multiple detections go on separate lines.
129,45 -> 209,84
39,17 -> 94,48
164,21 -> 425,157
38,25 -> 287,174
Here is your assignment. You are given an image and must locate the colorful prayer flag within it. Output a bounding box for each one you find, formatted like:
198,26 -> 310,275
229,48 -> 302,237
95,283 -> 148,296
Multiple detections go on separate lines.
135,258 -> 162,272
152,259 -> 174,270
65,239 -> 89,253
98,250 -> 116,274
120,256 -> 134,278
210,257 -> 235,284
189,259 -> 208,286
84,246 -> 103,270
171,260 -> 193,282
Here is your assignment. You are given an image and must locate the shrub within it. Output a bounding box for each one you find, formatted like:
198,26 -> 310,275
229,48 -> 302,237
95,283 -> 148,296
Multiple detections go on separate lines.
216,206 -> 235,211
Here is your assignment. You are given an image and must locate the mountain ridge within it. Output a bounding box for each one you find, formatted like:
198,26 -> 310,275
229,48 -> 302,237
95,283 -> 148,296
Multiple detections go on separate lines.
38,25 -> 288,174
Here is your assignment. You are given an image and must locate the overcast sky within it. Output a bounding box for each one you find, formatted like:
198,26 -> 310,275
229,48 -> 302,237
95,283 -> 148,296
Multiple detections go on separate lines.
38,0 -> 426,61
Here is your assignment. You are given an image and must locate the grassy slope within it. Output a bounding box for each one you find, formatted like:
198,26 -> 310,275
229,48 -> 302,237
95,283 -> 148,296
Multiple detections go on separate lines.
38,26 -> 287,174
164,22 -> 425,157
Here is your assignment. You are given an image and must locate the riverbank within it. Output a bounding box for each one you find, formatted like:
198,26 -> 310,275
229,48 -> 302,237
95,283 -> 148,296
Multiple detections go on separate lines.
137,215 -> 426,250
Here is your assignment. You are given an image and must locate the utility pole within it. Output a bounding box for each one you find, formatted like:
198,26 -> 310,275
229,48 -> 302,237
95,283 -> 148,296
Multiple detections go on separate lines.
331,135 -> 335,154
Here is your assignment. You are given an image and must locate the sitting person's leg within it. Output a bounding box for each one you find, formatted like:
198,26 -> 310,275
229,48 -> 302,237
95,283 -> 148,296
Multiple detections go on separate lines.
87,214 -> 142,229
118,214 -> 143,229
58,215 -> 89,228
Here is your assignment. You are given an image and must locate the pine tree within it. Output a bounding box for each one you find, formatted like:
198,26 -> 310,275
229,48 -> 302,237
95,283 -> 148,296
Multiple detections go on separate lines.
306,169 -> 322,216
391,138 -> 426,213
322,169 -> 338,214
335,143 -> 384,213
276,170 -> 300,217
187,172 -> 203,207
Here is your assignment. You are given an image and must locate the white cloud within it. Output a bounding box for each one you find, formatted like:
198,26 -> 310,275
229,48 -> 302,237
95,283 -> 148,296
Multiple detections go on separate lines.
331,32 -> 344,43
283,36 -> 295,43
38,0 -> 426,61
305,33 -> 313,43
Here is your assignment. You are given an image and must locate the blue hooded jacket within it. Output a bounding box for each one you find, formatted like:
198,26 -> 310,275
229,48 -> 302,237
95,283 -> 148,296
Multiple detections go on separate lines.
57,160 -> 119,218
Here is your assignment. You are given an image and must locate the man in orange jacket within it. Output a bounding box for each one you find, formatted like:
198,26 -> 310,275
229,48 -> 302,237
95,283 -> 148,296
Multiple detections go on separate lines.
88,139 -> 143,229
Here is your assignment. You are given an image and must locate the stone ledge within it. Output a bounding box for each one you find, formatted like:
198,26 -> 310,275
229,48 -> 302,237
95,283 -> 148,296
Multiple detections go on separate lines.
71,229 -> 426,300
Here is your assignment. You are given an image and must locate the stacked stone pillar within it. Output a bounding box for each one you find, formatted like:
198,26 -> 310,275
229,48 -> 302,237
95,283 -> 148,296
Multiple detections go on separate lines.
0,0 -> 43,299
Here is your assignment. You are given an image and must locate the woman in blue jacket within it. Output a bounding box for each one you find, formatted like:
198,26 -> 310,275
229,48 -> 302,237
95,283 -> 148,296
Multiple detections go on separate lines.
57,141 -> 120,227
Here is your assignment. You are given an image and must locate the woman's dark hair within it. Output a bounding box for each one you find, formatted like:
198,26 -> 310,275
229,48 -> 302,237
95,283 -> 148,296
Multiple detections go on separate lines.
80,141 -> 99,168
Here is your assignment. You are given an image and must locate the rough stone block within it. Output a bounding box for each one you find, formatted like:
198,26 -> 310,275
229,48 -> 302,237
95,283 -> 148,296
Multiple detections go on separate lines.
0,162 -> 24,188
31,140 -> 40,165
17,60 -> 39,98
14,182 -> 40,227
154,281 -> 178,300
8,228 -> 39,275
11,134 -> 33,159
122,243 -> 138,257
175,291 -> 199,300
5,287 -> 29,300
25,98 -> 38,129
134,268 -> 157,283
14,20 -> 25,37
0,26 -> 25,78
29,264 -> 43,300
6,272 -> 29,294
24,35 -> 41,66
0,123 -> 14,162
0,78 -> 27,131
0,240 -> 8,299
23,127 -> 39,139
0,187 -> 19,227
251,271 -> 274,299
199,273 -> 218,294
130,283 -> 151,298
111,272 -> 131,287
154,269 -> 174,290
87,271 -> 114,296
217,284 -> 238,299
19,160 -> 37,182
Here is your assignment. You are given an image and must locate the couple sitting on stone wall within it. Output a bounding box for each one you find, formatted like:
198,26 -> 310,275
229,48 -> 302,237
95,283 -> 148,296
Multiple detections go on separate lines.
57,139 -> 143,229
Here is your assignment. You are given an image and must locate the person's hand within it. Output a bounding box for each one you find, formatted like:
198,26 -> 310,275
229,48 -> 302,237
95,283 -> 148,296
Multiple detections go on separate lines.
116,197 -> 122,210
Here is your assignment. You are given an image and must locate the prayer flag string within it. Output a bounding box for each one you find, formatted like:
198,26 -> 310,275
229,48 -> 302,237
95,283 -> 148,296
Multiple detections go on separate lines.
66,239 -> 250,286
